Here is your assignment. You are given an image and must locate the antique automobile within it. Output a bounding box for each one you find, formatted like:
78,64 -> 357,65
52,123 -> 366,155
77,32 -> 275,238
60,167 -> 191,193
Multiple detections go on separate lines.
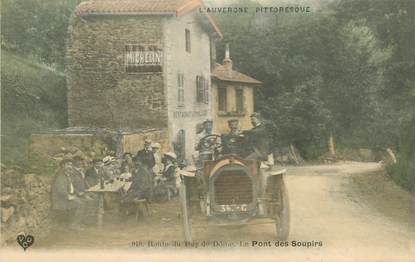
178,134 -> 290,241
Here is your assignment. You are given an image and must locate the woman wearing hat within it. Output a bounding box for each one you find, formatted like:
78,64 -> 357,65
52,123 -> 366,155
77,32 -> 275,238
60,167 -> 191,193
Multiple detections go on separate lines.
160,152 -> 178,198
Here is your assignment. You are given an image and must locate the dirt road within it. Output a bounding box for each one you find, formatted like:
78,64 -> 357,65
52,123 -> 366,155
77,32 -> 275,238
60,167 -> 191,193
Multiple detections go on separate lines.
5,162 -> 415,261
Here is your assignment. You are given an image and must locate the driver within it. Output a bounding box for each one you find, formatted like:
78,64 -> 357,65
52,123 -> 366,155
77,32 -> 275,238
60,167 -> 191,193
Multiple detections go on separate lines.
221,119 -> 245,156
195,119 -> 213,152
194,119 -> 219,166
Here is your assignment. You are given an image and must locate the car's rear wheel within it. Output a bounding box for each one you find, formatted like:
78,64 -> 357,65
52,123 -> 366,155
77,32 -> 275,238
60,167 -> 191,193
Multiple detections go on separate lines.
275,177 -> 290,240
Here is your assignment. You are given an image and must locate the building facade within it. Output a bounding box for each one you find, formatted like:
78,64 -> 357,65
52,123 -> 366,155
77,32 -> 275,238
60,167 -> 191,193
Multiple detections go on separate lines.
66,0 -> 222,161
211,47 -> 262,133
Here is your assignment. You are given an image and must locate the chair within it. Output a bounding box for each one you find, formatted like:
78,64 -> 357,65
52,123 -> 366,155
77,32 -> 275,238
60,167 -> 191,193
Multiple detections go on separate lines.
132,198 -> 150,221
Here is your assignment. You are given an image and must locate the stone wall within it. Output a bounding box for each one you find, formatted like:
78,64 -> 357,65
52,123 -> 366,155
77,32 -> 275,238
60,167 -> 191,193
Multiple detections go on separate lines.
0,167 -> 53,246
122,130 -> 169,155
67,15 -> 167,129
30,128 -> 168,160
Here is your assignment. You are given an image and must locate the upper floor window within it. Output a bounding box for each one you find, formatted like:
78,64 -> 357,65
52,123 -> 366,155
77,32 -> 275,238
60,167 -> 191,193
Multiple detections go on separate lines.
218,87 -> 227,112
177,73 -> 185,107
236,88 -> 244,113
196,75 -> 208,104
185,29 -> 191,53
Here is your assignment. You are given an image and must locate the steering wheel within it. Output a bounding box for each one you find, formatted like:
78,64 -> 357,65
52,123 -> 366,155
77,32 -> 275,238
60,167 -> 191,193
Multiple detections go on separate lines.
198,134 -> 222,152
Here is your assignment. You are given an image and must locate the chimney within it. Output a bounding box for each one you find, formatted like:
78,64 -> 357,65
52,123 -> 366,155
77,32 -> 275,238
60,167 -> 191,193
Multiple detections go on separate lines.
223,43 -> 232,77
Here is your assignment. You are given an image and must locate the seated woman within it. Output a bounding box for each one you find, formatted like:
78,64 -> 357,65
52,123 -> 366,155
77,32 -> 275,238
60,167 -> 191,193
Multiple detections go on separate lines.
153,152 -> 178,201
121,159 -> 152,203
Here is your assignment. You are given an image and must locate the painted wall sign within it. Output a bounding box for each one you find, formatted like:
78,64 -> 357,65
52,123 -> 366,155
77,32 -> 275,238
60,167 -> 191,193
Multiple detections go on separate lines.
125,44 -> 163,73
173,110 -> 208,118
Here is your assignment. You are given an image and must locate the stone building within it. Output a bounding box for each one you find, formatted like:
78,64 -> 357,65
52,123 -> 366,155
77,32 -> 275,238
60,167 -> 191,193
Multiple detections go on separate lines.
65,0 -> 222,161
211,46 -> 262,133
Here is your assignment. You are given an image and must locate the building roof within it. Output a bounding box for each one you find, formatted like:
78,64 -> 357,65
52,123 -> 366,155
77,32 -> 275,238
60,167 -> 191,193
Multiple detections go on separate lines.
212,63 -> 262,86
74,0 -> 222,38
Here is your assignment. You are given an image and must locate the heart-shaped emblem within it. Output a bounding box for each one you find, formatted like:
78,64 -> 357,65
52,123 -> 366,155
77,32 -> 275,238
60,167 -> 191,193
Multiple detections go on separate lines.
17,234 -> 34,251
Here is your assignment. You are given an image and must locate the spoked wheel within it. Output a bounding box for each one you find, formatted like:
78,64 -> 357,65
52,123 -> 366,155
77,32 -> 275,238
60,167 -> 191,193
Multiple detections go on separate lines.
275,176 -> 290,240
179,179 -> 192,241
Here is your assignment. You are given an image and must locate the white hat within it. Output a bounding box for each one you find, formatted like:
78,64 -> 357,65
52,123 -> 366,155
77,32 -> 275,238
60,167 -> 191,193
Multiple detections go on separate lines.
103,156 -> 113,164
164,152 -> 177,160
151,142 -> 161,148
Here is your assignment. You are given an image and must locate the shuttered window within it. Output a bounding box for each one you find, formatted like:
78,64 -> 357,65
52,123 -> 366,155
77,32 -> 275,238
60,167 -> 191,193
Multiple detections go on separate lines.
196,75 -> 209,104
185,29 -> 191,53
218,87 -> 227,112
236,88 -> 244,113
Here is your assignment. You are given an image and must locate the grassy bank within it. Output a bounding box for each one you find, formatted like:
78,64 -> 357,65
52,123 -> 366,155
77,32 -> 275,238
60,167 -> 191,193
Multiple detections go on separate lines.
1,49 -> 67,165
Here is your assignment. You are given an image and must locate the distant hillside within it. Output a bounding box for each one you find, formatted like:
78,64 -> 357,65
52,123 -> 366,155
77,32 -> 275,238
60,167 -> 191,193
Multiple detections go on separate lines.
1,50 -> 67,164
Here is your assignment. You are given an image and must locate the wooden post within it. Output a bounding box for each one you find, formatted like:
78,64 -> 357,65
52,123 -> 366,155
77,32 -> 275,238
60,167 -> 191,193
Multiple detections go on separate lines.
329,134 -> 336,156
289,144 -> 299,164
97,193 -> 104,229
386,148 -> 397,164
179,180 -> 192,241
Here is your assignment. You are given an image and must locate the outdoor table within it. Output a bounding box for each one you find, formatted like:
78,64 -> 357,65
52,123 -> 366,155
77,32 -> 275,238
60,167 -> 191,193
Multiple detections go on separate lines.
87,178 -> 132,228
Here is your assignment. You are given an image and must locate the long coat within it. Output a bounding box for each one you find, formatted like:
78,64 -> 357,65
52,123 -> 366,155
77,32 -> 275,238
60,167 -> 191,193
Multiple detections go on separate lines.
244,124 -> 270,160
162,164 -> 176,187
85,167 -> 99,188
135,149 -> 156,169
50,168 -> 76,211
71,167 -> 86,195
123,165 -> 153,201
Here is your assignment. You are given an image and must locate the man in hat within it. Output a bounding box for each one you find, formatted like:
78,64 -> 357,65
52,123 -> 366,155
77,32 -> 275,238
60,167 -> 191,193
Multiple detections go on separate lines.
194,119 -> 220,165
85,159 -> 102,188
121,152 -> 134,174
51,155 -> 86,228
102,156 -> 117,180
71,154 -> 87,197
244,112 -> 270,161
51,155 -> 76,214
221,119 -> 245,155
195,119 -> 213,150
135,139 -> 156,170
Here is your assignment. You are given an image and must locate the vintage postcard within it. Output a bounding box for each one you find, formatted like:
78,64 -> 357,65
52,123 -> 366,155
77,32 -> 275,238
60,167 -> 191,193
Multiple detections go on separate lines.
1,0 -> 414,261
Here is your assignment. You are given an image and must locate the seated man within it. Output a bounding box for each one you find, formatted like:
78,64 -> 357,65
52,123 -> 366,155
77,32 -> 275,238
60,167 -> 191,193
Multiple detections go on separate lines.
51,155 -> 94,229
51,156 -> 77,222
194,119 -> 218,164
85,159 -> 102,188
221,119 -> 246,156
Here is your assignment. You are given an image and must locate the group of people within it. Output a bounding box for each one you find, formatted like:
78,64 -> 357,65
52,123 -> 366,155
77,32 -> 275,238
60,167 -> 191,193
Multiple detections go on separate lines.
50,139 -> 179,228
194,112 -> 270,166
50,112 -> 269,228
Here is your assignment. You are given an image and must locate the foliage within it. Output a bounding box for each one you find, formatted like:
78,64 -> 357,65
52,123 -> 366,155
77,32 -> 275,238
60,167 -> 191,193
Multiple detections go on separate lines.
1,50 -> 67,165
388,115 -> 415,192
212,0 -> 414,160
1,0 -> 82,70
